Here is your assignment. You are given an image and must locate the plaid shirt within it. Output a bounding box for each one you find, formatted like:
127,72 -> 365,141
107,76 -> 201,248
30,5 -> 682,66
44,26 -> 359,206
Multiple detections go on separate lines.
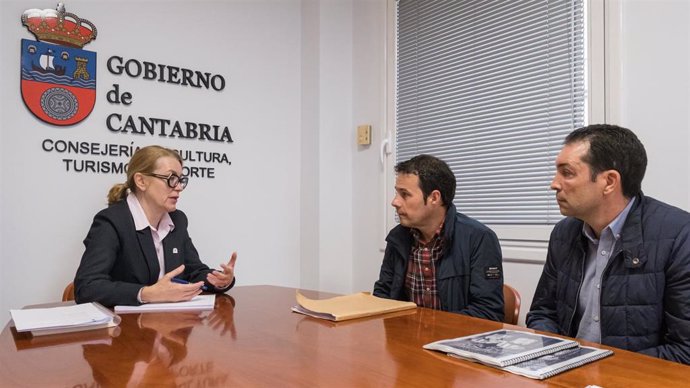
405,223 -> 445,309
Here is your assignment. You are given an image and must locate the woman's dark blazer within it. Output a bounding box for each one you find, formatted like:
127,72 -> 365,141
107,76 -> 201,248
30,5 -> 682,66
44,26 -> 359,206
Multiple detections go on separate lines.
74,200 -> 233,307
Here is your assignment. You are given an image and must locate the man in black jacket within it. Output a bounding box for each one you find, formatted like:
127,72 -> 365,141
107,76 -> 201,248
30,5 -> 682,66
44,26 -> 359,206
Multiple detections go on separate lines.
527,124 -> 690,365
373,155 -> 504,322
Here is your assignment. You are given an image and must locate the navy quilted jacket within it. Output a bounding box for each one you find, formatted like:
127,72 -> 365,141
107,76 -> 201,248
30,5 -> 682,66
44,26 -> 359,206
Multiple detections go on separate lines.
527,195 -> 690,364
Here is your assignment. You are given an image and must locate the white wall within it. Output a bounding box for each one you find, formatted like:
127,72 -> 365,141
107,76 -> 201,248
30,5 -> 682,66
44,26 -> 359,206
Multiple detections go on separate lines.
610,0 -> 690,209
299,0 -> 321,292
0,0 -> 388,324
2,0 -> 687,330
316,0 -> 355,293
298,0 -> 386,295
351,0 -> 388,293
0,0 -> 305,322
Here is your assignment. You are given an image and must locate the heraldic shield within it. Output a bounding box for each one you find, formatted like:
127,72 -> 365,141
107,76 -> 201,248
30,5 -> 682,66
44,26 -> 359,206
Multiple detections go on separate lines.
20,38 -> 96,126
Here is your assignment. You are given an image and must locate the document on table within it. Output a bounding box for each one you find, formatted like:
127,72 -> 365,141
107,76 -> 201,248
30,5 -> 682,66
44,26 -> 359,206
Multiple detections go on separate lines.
423,329 -> 580,368
114,294 -> 216,313
10,302 -> 120,336
291,291 -> 417,321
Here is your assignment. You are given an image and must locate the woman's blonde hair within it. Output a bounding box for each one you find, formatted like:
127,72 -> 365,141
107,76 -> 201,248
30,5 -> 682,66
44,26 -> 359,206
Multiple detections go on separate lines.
107,145 -> 183,205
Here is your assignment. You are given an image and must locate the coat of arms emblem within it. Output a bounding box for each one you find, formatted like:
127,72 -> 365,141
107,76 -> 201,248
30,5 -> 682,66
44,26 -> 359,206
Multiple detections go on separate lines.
20,3 -> 97,126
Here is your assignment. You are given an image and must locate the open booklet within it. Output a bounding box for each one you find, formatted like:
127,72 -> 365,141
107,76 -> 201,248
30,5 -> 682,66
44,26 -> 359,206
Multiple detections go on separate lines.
114,294 -> 216,313
10,302 -> 120,336
423,329 -> 580,367
502,345 -> 613,379
291,291 -> 416,321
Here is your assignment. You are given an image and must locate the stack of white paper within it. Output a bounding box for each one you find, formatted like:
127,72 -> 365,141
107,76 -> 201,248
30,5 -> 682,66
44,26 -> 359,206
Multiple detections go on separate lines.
11,303 -> 120,336
114,294 -> 216,313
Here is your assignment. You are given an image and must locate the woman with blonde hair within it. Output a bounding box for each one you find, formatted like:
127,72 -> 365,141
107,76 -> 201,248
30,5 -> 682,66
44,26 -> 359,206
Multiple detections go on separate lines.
75,145 -> 237,307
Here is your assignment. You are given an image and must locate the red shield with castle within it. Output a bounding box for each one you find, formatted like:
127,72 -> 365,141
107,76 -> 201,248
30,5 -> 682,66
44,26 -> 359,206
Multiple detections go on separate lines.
20,3 -> 97,126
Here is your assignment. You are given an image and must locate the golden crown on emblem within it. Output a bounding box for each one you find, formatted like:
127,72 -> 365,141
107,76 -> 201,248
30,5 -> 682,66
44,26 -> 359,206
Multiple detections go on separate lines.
21,3 -> 97,48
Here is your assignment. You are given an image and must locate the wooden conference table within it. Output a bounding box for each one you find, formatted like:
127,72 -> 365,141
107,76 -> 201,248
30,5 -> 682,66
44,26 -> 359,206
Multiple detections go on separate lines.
1,285 -> 688,387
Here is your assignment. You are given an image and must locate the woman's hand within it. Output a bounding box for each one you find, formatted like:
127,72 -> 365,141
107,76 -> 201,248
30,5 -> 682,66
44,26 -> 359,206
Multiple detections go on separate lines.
140,265 -> 204,303
206,252 -> 237,289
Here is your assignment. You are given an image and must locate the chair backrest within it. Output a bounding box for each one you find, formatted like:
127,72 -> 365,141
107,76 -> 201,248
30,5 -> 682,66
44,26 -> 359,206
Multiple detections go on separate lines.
62,282 -> 75,301
502,284 -> 521,325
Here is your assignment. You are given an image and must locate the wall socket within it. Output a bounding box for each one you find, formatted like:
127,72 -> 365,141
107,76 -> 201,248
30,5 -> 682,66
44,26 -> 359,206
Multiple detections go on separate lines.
357,125 -> 372,145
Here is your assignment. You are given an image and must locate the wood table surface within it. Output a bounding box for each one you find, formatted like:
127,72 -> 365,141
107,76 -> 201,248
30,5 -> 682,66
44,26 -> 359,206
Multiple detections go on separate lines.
1,285 -> 688,387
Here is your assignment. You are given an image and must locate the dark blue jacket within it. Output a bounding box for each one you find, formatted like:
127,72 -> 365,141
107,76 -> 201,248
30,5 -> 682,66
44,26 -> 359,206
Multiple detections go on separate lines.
527,195 -> 690,364
75,200 -> 233,307
373,204 -> 504,321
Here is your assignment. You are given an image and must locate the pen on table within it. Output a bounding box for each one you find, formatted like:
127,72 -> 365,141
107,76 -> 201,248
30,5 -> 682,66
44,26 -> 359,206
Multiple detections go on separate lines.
171,277 -> 209,291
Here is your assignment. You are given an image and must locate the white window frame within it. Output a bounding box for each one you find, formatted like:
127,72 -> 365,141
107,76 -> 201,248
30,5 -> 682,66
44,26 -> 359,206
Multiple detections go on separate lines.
382,0 -> 607,263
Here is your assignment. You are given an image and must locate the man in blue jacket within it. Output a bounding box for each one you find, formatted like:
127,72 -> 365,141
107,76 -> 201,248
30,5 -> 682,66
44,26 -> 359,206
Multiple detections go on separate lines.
373,155 -> 504,322
527,124 -> 690,365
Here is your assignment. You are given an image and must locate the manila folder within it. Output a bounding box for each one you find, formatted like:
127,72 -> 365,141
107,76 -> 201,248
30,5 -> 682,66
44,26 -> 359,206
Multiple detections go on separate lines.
292,291 -> 416,321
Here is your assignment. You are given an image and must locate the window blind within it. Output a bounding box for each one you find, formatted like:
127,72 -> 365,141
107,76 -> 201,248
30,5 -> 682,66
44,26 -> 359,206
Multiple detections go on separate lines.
396,0 -> 585,224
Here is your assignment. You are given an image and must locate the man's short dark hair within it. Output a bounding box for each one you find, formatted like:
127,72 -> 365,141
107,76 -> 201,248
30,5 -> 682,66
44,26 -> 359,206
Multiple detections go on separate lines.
395,154 -> 456,206
565,124 -> 647,198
